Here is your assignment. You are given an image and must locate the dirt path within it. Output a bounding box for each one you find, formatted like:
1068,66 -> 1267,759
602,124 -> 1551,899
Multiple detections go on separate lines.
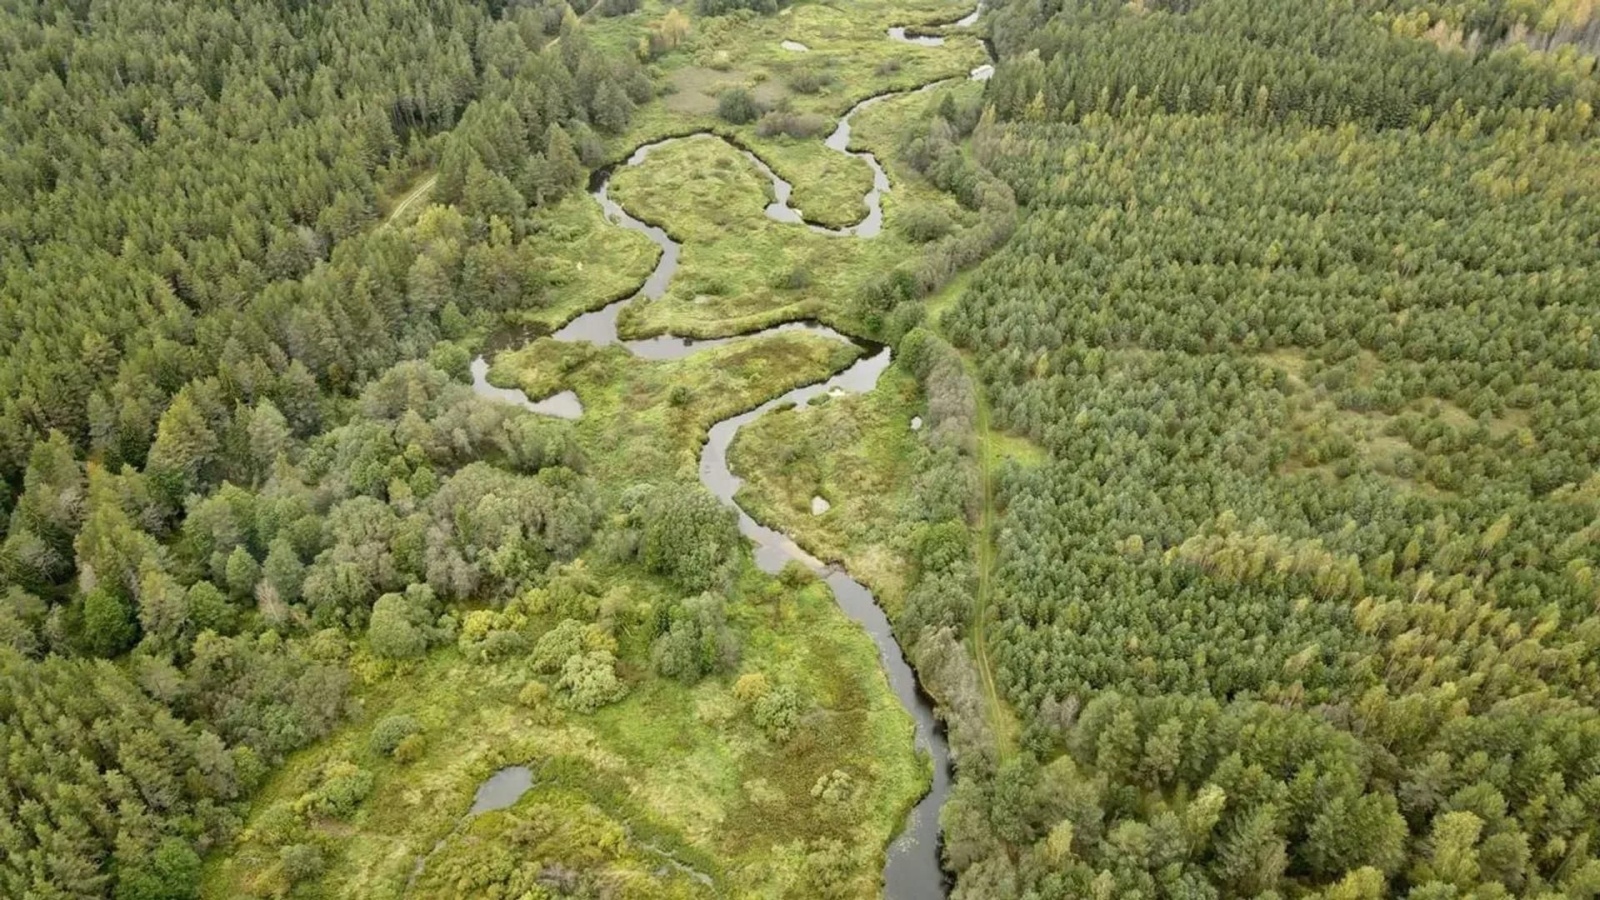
968,360 -> 1019,759
384,174 -> 438,228
929,280 -> 1019,759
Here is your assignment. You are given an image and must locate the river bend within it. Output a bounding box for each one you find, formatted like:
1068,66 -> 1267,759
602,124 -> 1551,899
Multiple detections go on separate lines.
469,11 -> 994,895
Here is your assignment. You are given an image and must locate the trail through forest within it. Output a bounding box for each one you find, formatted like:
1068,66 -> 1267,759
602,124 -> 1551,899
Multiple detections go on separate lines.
969,365 -> 1018,760
931,282 -> 1018,760
384,174 -> 439,228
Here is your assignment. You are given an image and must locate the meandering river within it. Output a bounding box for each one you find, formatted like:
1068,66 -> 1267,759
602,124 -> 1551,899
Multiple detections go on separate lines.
467,11 -> 995,896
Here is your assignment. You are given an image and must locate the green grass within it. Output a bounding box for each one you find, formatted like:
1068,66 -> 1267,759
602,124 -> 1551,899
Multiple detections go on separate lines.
489,327 -> 863,484
201,565 -> 925,899
990,430 -> 1047,467
923,269 -> 976,325
751,136 -> 873,229
512,194 -> 662,334
611,0 -> 987,142
603,137 -> 905,338
595,0 -> 986,228
728,365 -> 922,612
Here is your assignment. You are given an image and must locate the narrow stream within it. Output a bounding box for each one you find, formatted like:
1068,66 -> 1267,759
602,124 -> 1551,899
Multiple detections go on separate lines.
698,348 -> 953,899
888,1 -> 984,45
465,13 -> 998,896
469,357 -> 583,418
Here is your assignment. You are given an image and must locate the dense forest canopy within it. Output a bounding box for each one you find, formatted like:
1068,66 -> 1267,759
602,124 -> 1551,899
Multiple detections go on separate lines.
0,0 -> 664,895
987,0 -> 1597,131
0,0 -> 648,493
921,0 -> 1600,896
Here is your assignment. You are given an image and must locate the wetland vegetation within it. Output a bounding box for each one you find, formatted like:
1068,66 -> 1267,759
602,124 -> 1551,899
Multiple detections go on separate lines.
4,0 -> 1599,897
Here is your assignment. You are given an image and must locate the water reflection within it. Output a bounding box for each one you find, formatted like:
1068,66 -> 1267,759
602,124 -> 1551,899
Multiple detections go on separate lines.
469,357 -> 584,419
469,765 -> 535,815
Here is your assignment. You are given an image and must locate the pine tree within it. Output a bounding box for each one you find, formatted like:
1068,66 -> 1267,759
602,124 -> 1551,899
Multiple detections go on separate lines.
146,390 -> 220,508
544,124 -> 584,198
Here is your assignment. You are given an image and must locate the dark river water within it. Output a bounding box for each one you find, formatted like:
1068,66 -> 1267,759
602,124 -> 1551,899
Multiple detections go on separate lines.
465,12 -> 997,895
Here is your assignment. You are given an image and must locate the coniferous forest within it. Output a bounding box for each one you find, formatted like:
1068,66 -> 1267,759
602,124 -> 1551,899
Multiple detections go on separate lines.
922,0 -> 1600,896
2,0 -> 1599,897
0,0 -> 653,893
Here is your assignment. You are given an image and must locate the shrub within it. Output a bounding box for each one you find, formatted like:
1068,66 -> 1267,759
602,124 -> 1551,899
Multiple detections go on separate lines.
479,628 -> 529,662
280,843 -> 325,884
733,671 -> 772,703
804,838 -> 856,897
556,650 -> 628,712
786,69 -> 834,94
810,768 -> 856,803
698,0 -> 782,14
771,264 -> 813,289
296,761 -> 373,819
778,560 -> 817,588
651,592 -> 740,683
753,683 -> 803,740
369,714 -> 421,756
898,204 -> 955,243
253,803 -> 303,847
518,680 -> 551,708
755,110 -> 831,139
392,734 -> 426,764
517,680 -> 562,725
717,87 -> 764,124
532,619 -> 586,674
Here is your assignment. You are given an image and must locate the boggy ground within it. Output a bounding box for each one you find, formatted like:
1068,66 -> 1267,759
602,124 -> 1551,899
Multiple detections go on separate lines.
512,194 -> 662,334
729,364 -> 923,611
602,0 -> 988,227
603,137 -> 906,339
490,327 -> 862,483
206,1 -> 988,897
203,564 -> 923,899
